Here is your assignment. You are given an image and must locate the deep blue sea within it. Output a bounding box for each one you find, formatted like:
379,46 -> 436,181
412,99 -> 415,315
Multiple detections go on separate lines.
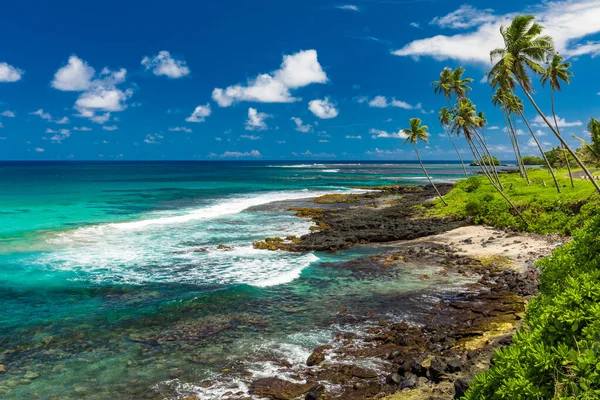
0,161 -> 476,399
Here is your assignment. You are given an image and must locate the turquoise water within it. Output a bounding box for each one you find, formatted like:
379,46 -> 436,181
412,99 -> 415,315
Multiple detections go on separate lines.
0,161 -> 474,399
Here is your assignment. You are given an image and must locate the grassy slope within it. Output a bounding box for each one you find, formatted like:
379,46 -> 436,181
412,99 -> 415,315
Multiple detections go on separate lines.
430,168 -> 599,235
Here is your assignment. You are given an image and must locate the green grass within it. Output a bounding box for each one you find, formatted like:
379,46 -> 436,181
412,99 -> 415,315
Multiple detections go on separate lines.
431,168 -> 600,235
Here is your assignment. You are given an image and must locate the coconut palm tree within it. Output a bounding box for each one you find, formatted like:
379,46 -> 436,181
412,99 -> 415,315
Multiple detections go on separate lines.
492,89 -> 528,181
439,106 -> 468,178
541,53 -> 575,188
508,93 -> 561,193
432,67 -> 453,99
402,118 -> 447,206
451,99 -> 528,226
449,67 -> 473,100
489,14 -> 600,194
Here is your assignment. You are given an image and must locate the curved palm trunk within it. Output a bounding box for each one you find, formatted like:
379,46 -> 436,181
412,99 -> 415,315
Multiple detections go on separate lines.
467,139 -> 497,188
473,130 -> 504,190
414,144 -> 447,206
520,112 -> 561,193
518,81 -> 600,194
551,89 -> 574,189
507,113 -> 531,185
446,127 -> 468,178
466,137 -> 528,227
502,111 -> 524,178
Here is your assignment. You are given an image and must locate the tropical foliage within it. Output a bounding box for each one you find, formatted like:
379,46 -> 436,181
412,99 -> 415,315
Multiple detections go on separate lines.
464,213 -> 600,398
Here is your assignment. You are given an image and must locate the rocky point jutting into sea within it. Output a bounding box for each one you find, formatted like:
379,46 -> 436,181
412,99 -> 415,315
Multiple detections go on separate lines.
174,185 -> 559,400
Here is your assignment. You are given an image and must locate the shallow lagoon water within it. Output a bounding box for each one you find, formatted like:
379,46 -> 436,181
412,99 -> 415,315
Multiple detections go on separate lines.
0,161 -> 477,399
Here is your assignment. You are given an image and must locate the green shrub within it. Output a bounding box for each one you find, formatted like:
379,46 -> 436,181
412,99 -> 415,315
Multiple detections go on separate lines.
464,177 -> 482,192
463,214 -> 600,399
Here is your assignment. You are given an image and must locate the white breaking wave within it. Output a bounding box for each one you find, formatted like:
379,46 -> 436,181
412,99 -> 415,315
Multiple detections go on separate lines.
51,190 -> 335,240
30,189 -> 372,287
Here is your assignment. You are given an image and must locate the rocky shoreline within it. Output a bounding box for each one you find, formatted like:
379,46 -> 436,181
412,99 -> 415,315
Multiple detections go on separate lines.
232,186 -> 558,400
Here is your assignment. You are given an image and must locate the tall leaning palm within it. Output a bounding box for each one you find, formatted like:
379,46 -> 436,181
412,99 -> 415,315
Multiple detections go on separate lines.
402,118 -> 447,206
541,53 -> 575,188
439,107 -> 468,178
490,14 -> 600,194
452,99 -> 528,226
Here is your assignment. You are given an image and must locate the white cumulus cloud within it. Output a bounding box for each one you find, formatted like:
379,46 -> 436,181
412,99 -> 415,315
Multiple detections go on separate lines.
186,104 -> 211,123
0,62 -> 23,82
141,51 -> 190,79
168,126 -> 192,133
336,5 -> 359,11
30,109 -> 52,120
308,98 -> 338,119
51,56 -> 132,124
102,125 -> 118,131
218,150 -> 262,158
51,56 -> 95,91
245,107 -> 271,131
212,50 -> 327,107
34,147 -> 45,153
370,128 -> 409,139
532,115 -> 582,128
393,1 -> 600,63
291,117 -> 313,132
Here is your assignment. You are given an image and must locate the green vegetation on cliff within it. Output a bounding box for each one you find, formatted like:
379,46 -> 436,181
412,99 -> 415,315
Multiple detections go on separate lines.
431,169 -> 599,235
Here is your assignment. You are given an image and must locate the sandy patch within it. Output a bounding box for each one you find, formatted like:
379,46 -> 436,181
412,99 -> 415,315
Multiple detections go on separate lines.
396,225 -> 564,273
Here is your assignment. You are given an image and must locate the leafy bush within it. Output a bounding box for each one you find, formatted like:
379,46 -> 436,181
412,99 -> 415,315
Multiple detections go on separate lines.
522,155 -> 544,165
463,214 -> 600,399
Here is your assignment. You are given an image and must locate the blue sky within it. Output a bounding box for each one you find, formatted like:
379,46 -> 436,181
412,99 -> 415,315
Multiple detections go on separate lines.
1,0 -> 599,160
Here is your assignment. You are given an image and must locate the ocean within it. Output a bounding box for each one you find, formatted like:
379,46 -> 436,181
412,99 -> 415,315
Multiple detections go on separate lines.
0,161 -> 474,399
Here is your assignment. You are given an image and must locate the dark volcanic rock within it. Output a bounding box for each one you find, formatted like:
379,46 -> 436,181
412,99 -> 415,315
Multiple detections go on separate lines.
454,378 -> 470,399
428,357 -> 447,382
307,351 -> 325,367
399,372 -> 418,389
250,378 -> 315,400
446,358 -> 463,373
305,384 -> 326,400
386,372 -> 402,385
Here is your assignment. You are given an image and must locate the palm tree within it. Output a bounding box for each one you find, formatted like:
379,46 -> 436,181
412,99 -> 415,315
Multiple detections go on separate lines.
439,107 -> 468,178
508,93 -> 561,193
489,14 -> 600,194
432,67 -> 453,99
541,53 -> 575,188
451,99 -> 528,226
492,89 -> 529,181
402,118 -> 448,206
449,67 -> 473,100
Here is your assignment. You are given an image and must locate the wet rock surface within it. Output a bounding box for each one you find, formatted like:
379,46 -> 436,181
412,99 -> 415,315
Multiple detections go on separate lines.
254,184 -> 469,252
238,242 -> 540,400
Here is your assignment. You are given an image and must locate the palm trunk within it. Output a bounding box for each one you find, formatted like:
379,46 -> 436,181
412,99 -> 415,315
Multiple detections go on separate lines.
446,127 -> 468,178
551,89 -> 574,189
502,111 -> 524,177
473,130 -> 504,190
466,138 -> 528,227
414,144 -> 447,206
520,112 -> 561,193
508,113 -> 531,185
518,81 -> 600,194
